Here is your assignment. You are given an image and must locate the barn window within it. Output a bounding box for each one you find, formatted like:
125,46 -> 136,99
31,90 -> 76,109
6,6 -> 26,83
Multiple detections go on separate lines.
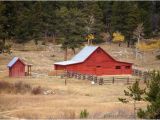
125,66 -> 130,69
115,66 -> 121,69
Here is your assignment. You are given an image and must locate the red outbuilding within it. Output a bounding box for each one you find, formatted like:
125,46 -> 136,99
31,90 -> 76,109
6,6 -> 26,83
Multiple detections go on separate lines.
54,46 -> 133,76
7,57 -> 26,77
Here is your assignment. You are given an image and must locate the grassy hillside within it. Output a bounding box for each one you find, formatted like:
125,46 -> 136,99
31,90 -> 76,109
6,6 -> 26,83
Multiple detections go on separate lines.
0,41 -> 159,74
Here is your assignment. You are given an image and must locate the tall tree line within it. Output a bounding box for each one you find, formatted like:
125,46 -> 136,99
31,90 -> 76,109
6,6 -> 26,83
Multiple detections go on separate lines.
0,1 -> 160,48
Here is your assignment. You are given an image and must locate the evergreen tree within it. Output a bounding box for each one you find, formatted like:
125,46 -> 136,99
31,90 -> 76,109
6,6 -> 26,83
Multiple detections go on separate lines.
0,1 -> 160,47
138,71 -> 160,119
31,2 -> 44,44
14,2 -> 33,43
0,2 -> 6,52
126,3 -> 141,45
100,1 -> 113,35
56,7 -> 86,60
82,2 -> 104,44
0,2 -> 18,41
111,2 -> 129,35
0,2 -> 16,44
119,80 -> 145,119
111,2 -> 141,47
137,1 -> 152,37
42,2 -> 60,43
0,2 -> 6,42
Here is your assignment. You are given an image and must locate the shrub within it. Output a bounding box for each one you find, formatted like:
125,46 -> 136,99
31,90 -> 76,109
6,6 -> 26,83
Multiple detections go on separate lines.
41,41 -> 46,45
31,86 -> 43,95
0,81 -> 13,93
14,81 -> 31,94
0,81 -> 45,95
80,109 -> 89,119
0,81 -> 32,94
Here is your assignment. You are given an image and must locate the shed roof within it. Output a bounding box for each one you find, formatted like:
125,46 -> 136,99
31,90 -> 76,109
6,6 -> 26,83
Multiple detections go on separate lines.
7,57 -> 25,68
54,46 -> 98,65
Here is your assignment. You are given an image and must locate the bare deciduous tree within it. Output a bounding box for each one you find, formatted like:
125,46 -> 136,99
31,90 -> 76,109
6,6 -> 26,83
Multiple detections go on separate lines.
133,23 -> 144,59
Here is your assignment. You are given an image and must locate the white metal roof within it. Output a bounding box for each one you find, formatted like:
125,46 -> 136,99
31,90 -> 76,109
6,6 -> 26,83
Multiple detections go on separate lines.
54,46 -> 98,65
54,60 -> 80,65
7,57 -> 19,67
7,57 -> 25,68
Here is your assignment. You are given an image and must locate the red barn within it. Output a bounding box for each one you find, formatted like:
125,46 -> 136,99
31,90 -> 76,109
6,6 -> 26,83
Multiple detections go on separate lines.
54,46 -> 132,76
7,57 -> 26,77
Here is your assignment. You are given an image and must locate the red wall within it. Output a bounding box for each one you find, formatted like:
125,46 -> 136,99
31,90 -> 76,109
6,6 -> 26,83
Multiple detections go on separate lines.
9,60 -> 25,77
54,48 -> 132,75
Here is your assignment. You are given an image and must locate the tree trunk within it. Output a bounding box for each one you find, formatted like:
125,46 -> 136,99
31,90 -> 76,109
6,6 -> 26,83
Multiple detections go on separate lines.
44,30 -> 47,51
72,48 -> 76,55
2,38 -> 5,45
64,47 -> 68,61
52,32 -> 56,44
127,40 -> 130,47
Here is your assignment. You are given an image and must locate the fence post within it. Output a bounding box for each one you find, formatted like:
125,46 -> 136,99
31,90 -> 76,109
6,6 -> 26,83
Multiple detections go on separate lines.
143,74 -> 147,83
82,74 -> 85,80
112,77 -> 115,84
99,78 -> 103,85
94,76 -> 97,83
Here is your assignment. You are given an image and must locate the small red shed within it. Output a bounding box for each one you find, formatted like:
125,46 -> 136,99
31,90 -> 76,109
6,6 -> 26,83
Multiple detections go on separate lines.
54,46 -> 133,76
7,57 -> 26,77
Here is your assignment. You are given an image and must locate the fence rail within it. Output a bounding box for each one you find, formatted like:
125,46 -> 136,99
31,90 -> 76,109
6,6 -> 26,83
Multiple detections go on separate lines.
60,71 -> 146,85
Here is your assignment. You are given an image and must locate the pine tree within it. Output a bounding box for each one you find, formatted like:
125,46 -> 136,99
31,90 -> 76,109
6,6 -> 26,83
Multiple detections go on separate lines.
14,2 -> 33,43
82,2 -> 104,44
126,3 -> 141,46
138,71 -> 160,119
119,80 -> 145,119
0,2 -> 18,42
111,2 -> 141,47
56,7 -> 86,60
42,2 -> 60,43
137,1 -> 152,37
0,2 -> 6,46
31,2 -> 44,44
99,1 -> 113,35
111,2 -> 129,35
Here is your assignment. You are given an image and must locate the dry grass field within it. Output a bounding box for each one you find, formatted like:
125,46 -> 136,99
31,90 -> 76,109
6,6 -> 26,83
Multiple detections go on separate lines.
0,75 -> 147,119
0,41 -> 156,119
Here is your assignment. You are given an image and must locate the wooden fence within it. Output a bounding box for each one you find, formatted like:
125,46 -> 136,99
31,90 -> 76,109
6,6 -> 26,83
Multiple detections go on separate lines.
60,71 -> 146,85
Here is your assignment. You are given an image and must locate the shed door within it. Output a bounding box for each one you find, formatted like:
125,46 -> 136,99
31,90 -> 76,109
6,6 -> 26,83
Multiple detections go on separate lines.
13,67 -> 23,77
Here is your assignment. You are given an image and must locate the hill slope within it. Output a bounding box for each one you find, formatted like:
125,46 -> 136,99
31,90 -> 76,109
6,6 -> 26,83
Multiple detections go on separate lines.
0,41 -> 159,74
